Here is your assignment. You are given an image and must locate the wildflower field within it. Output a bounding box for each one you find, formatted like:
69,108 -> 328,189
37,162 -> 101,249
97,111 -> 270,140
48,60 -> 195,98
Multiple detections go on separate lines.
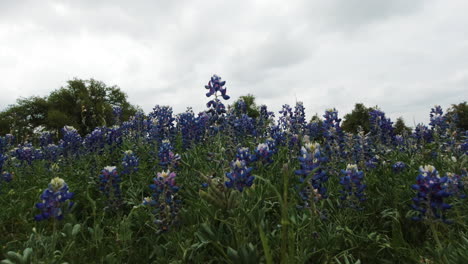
0,75 -> 467,263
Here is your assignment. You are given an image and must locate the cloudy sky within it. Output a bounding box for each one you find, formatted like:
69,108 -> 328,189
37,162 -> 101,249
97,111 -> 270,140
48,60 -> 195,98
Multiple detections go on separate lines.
1,0 -> 467,126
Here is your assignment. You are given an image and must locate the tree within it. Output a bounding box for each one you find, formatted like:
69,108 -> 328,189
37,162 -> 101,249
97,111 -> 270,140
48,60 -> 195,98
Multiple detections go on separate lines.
47,78 -> 137,135
0,78 -> 138,140
232,94 -> 260,118
0,96 -> 49,142
446,101 -> 468,131
393,117 -> 412,135
342,103 -> 373,134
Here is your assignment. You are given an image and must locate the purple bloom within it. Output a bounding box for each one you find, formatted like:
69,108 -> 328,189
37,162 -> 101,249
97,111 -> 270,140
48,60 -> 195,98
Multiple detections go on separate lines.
225,159 -> 254,192
253,142 -> 274,164
99,166 -> 123,209
339,164 -> 366,209
392,161 -> 407,173
121,150 -> 139,175
35,177 -> 74,221
59,126 -> 82,158
145,170 -> 181,232
411,165 -> 452,223
205,74 -> 230,100
295,142 -> 328,208
11,143 -> 42,165
158,140 -> 180,170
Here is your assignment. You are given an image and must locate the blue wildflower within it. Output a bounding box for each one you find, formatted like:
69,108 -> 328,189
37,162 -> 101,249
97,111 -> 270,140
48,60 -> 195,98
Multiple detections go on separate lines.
225,159 -> 254,192
295,142 -> 328,209
121,150 -> 139,176
392,161 -> 407,173
145,170 -> 181,232
148,105 -> 176,144
253,142 -> 274,164
205,74 -> 230,100
158,140 -> 180,170
99,166 -> 123,209
446,171 -> 466,199
411,165 -> 452,223
112,106 -> 122,125
339,164 -> 366,209
0,171 -> 13,192
59,126 -> 82,158
39,132 -> 54,148
35,177 -> 74,221
11,143 -> 42,165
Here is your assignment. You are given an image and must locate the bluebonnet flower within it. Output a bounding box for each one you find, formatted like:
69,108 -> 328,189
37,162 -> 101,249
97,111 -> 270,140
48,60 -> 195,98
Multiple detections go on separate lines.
365,155 -> 380,169
446,171 -> 466,199
177,108 -> 205,149
0,171 -> 13,192
1,171 -> 13,182
232,114 -> 257,139
322,108 -> 345,161
39,132 -> 54,148
269,125 -> 286,146
411,165 -> 452,223
225,159 -> 254,192
106,125 -> 123,147
11,143 -> 42,165
252,142 -> 274,164
234,99 -> 247,116
148,105 -> 176,144
236,147 -> 253,165
339,164 -> 366,209
205,74 -> 230,100
42,144 -> 60,163
0,134 -> 15,154
295,142 -> 328,209
369,109 -> 394,146
257,105 -> 275,135
278,104 -> 294,133
413,124 -> 433,145
144,170 -> 181,232
99,166 -> 123,209
121,110 -> 148,139
59,126 -> 82,158
429,105 -> 448,135
306,120 -> 323,142
392,161 -> 407,173
158,140 -> 180,170
0,152 -> 7,173
83,127 -> 107,153
34,177 -> 74,221
204,75 -> 230,131
292,102 -> 306,135
121,150 -> 139,176
112,106 -> 122,125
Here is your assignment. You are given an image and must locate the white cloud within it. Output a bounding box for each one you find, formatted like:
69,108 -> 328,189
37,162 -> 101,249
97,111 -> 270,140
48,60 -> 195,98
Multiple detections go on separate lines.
1,0 -> 467,127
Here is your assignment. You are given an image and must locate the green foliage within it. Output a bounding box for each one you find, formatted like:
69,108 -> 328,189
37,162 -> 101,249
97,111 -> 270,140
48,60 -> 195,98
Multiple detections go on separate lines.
446,101 -> 468,131
342,103 -> 374,134
233,94 -> 260,118
393,117 -> 412,135
0,78 -> 138,141
1,133 -> 467,263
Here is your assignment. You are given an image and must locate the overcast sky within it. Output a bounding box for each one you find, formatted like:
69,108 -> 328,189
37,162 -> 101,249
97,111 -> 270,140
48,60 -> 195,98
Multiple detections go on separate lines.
1,0 -> 467,126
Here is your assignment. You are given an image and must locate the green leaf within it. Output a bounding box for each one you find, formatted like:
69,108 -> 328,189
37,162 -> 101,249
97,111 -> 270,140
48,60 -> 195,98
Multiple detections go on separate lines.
72,224 -> 81,236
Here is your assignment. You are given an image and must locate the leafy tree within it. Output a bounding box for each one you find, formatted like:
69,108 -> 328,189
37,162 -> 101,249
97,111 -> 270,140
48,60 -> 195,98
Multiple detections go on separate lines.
232,94 -> 260,118
446,101 -> 468,131
342,103 -> 373,134
0,96 -> 48,142
393,117 -> 412,135
0,78 -> 138,140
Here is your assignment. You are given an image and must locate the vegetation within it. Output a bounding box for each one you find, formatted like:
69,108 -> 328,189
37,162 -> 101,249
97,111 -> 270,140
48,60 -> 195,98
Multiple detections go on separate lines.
0,75 -> 467,263
0,78 -> 137,143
